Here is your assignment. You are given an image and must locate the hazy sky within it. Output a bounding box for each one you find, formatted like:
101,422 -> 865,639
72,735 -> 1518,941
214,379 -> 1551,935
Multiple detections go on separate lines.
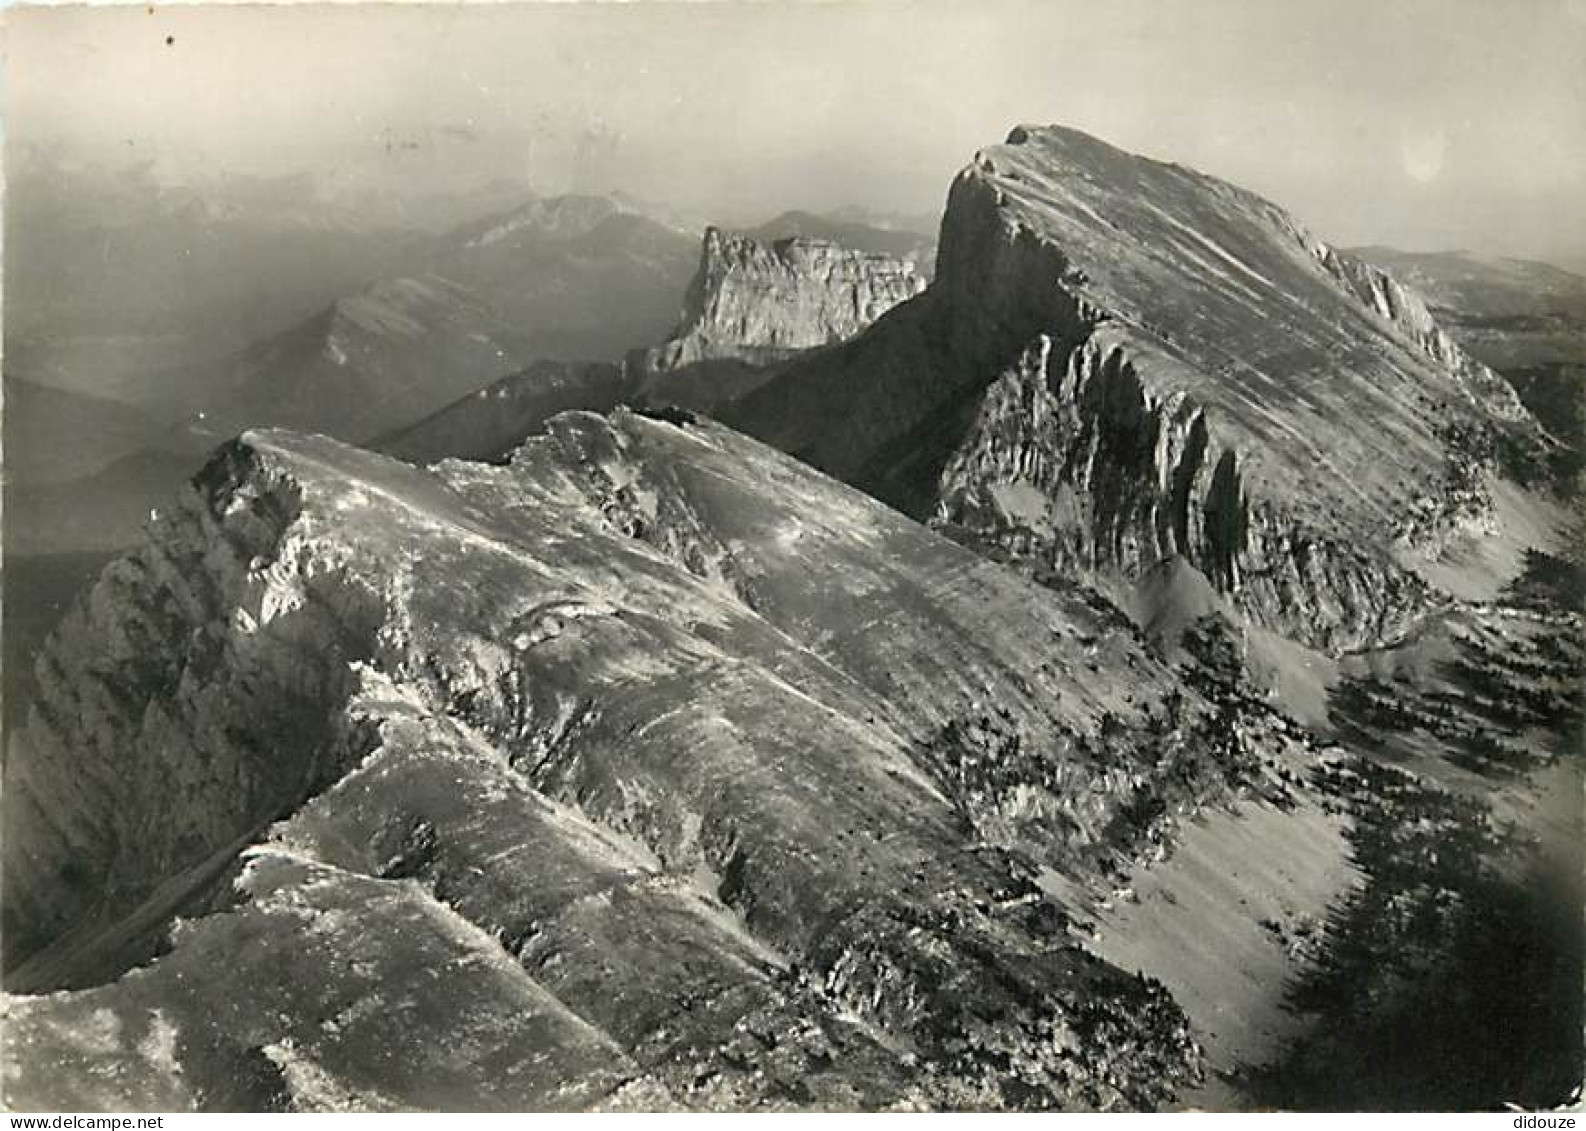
7,0 -> 1586,260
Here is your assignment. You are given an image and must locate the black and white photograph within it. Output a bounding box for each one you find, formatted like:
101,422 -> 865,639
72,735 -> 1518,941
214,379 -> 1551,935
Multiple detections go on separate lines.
1,0 -> 1582,1115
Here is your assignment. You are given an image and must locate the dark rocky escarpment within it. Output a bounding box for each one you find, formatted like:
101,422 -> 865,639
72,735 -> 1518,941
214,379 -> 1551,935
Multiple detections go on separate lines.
3,414 -> 1327,1110
727,125 -> 1548,652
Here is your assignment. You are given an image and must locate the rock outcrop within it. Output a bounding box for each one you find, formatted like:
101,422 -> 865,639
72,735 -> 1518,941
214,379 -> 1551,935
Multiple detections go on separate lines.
5,412 -> 1318,1110
727,125 -> 1549,652
633,227 -> 925,411
451,194 -> 641,248
748,210 -> 937,277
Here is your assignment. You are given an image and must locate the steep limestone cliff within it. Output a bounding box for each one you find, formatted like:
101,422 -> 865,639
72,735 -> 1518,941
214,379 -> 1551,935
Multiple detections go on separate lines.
634,227 -> 925,411
728,125 -> 1550,652
932,330 -> 1437,651
6,413 -> 1320,1110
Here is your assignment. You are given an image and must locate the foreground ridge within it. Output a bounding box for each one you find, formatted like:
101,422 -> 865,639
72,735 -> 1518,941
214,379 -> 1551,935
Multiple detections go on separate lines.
7,414 -> 1313,1110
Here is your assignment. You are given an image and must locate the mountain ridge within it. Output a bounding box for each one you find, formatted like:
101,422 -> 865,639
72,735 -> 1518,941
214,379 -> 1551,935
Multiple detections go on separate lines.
4,123 -> 1579,1114
726,124 -> 1550,652
4,413 -> 1287,1108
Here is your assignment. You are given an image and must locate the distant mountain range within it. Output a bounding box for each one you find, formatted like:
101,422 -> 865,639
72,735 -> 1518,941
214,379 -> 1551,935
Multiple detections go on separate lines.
375,360 -> 629,466
4,191 -> 702,556
160,275 -> 539,447
4,187 -> 937,553
1352,247 -> 1586,323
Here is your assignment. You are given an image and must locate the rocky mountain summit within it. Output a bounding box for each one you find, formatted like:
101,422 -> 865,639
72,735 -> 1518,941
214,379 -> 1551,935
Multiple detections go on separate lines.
747,210 -> 937,275
729,125 -> 1549,652
632,227 -> 925,411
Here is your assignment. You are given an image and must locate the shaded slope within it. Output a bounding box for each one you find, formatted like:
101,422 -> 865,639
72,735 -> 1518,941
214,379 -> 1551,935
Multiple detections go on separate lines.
166,274 -> 537,449
1355,246 -> 1586,492
3,450 -> 205,556
374,360 -> 632,465
1352,246 -> 1586,372
383,224 -> 931,465
8,193 -> 702,568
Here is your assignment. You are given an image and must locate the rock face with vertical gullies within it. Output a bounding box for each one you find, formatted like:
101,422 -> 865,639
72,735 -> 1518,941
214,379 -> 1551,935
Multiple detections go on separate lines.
633,227 -> 925,410
727,125 -> 1549,652
5,412 -> 1329,1111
